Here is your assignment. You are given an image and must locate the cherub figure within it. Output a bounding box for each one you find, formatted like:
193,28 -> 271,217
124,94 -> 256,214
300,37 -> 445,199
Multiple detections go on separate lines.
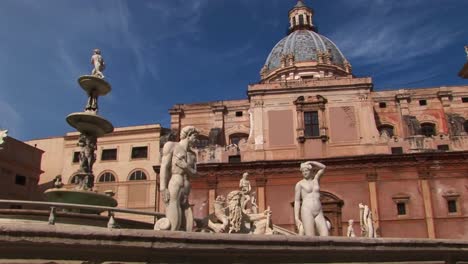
91,48 -> 105,78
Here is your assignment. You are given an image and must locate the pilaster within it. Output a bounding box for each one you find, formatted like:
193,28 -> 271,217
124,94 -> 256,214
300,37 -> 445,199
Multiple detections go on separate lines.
418,169 -> 436,238
366,172 -> 380,235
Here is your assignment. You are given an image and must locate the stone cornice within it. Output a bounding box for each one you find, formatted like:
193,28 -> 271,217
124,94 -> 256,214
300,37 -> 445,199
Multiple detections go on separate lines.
248,77 -> 373,97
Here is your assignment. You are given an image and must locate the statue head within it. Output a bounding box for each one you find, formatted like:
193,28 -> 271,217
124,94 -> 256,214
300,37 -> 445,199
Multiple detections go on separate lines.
300,161 -> 315,179
215,195 -> 226,204
242,172 -> 249,180
348,219 -> 354,225
180,126 -> 199,146
93,48 -> 101,55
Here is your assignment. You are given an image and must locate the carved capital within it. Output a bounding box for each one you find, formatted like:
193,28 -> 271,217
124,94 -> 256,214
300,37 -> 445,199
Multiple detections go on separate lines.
418,169 -> 433,180
255,177 -> 268,187
366,172 -> 378,182
207,176 -> 218,189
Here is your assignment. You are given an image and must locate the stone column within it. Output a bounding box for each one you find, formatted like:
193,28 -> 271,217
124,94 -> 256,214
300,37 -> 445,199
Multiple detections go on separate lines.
255,175 -> 267,212
366,172 -> 380,235
207,176 -> 218,215
419,169 -> 436,238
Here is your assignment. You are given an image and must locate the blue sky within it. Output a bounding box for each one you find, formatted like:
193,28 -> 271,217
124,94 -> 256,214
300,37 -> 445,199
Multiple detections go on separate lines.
0,0 -> 467,141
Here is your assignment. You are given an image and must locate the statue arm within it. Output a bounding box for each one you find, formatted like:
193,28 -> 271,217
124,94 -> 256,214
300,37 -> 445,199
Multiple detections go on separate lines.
310,161 -> 326,181
174,153 -> 197,176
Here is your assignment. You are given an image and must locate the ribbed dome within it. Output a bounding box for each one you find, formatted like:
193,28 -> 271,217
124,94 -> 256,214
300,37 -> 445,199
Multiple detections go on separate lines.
264,30 -> 347,72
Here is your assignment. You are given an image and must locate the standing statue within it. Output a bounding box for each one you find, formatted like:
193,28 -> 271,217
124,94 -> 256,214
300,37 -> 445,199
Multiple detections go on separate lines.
294,161 -> 329,236
208,191 -> 272,235
157,126 -> 199,231
465,45 -> 468,60
76,134 -> 97,190
239,172 -> 257,213
347,219 -> 356,237
91,48 -> 105,79
359,203 -> 376,238
78,134 -> 97,174
0,129 -> 7,150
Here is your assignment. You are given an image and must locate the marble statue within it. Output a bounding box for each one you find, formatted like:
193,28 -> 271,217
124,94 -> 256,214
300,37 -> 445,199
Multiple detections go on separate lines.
248,108 -> 254,142
294,161 -> 329,236
78,134 -> 96,174
347,219 -> 356,237
158,126 -> 199,231
91,48 -> 105,79
239,172 -> 257,214
465,45 -> 468,60
53,175 -> 64,189
0,129 -> 7,149
208,190 -> 272,235
359,203 -> 376,238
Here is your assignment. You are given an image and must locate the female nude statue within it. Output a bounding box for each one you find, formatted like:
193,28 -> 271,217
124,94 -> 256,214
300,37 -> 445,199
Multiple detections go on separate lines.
294,161 -> 329,236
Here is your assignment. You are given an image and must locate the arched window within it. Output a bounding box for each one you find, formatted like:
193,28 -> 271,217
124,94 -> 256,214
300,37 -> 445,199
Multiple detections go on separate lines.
98,172 -> 116,183
420,123 -> 436,137
129,170 -> 147,181
229,133 -> 249,146
299,14 -> 304,25
196,135 -> 210,149
464,121 -> 468,134
378,125 -> 395,137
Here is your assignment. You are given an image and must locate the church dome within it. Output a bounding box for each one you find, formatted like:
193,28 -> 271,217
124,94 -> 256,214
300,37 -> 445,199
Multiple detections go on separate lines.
259,0 -> 352,82
264,30 -> 347,72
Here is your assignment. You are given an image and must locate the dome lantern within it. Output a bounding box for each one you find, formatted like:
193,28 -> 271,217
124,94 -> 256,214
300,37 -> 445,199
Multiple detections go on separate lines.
288,0 -> 316,33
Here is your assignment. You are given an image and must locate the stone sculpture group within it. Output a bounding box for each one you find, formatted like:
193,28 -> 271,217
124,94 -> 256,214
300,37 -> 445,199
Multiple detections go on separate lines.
155,138 -> 380,237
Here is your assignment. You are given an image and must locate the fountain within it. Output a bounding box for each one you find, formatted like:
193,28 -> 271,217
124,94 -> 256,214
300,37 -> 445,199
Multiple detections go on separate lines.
44,49 -> 117,209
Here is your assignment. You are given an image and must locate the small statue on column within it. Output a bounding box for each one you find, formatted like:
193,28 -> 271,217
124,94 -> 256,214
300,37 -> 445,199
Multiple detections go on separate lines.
346,219 -> 356,237
91,48 -> 106,79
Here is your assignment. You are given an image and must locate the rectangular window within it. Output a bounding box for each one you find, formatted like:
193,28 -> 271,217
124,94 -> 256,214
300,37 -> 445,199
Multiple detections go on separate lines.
379,102 -> 387,108
72,152 -> 80,163
131,146 -> 148,159
235,111 -> 243,117
462,97 -> 468,103
448,200 -> 457,213
15,175 -> 26,186
304,111 -> 319,137
299,14 -> 304,25
391,147 -> 403,154
419,99 -> 427,106
437,145 -> 449,151
101,149 -> 117,161
397,202 -> 407,215
228,155 -> 241,163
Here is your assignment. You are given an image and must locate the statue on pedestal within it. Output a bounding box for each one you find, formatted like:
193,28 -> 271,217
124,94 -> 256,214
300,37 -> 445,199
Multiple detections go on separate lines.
347,219 -> 356,237
91,49 -> 105,79
208,190 -> 272,235
157,126 -> 199,231
294,161 -> 329,236
359,203 -> 376,238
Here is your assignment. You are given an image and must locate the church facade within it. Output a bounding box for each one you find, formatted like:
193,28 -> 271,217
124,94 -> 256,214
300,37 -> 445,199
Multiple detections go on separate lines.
26,1 -> 467,238
160,0 -> 468,239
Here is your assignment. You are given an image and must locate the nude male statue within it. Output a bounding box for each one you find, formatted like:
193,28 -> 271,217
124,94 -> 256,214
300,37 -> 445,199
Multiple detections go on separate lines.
91,48 -> 105,79
159,126 -> 199,231
294,161 -> 329,236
